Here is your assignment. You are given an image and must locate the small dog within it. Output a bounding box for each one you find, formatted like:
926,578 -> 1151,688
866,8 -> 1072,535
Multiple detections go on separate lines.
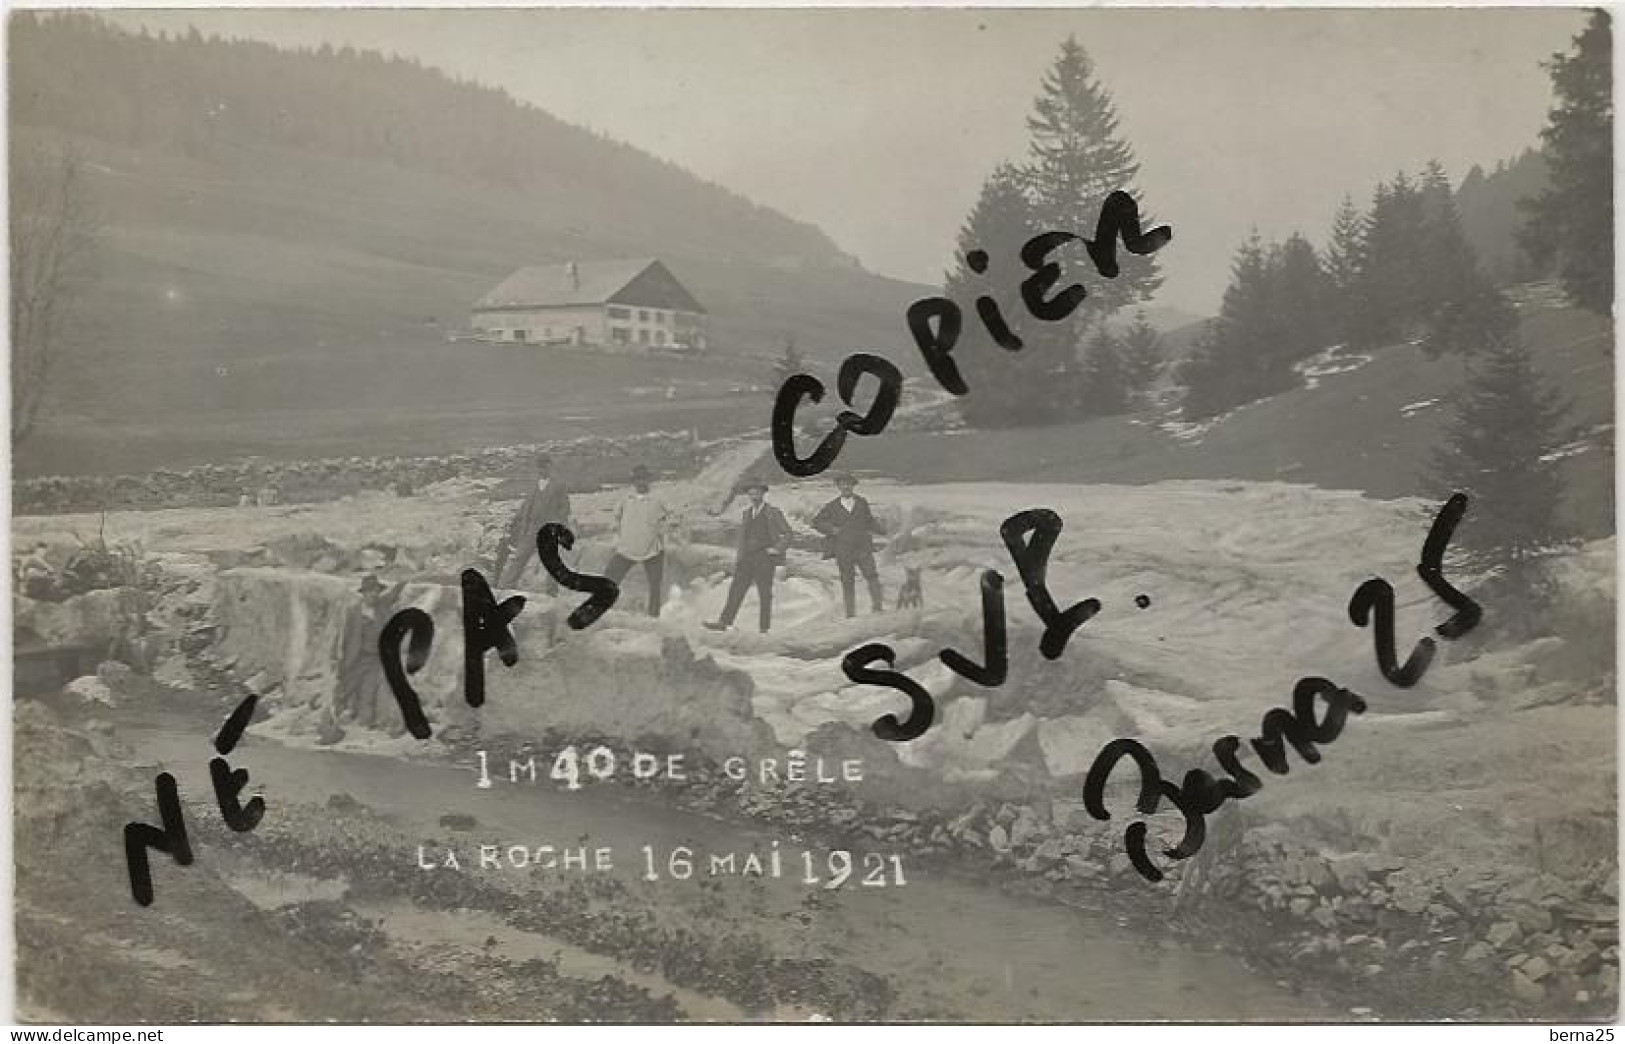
895,566 -> 923,610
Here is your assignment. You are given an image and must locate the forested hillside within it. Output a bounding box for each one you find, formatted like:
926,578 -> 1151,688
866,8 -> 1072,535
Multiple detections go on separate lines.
1457,149 -> 1552,286
9,14 -> 930,473
11,13 -> 857,270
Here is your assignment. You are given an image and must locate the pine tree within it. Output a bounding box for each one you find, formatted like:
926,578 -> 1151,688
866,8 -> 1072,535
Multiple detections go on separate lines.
1021,36 -> 1162,336
1345,182 -> 1394,349
1417,160 -> 1472,308
1417,160 -> 1511,358
1178,320 -> 1235,422
1521,10 -> 1613,316
945,164 -> 1065,428
1322,194 -> 1367,345
1428,341 -> 1574,588
1273,233 -> 1335,365
1078,326 -> 1130,416
1354,173 -> 1429,345
1424,281 -> 1519,361
1179,234 -> 1294,419
1118,309 -> 1164,397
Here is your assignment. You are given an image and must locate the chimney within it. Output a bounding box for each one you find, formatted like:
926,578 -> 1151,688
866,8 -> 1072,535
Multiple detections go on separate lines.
566,261 -> 579,291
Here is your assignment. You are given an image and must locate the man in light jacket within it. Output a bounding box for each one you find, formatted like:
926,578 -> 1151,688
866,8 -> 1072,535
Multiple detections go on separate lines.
604,464 -> 670,617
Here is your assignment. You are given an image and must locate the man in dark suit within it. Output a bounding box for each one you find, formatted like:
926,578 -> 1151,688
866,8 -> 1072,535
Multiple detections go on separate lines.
704,478 -> 793,634
337,572 -> 410,735
812,471 -> 885,618
494,454 -> 572,591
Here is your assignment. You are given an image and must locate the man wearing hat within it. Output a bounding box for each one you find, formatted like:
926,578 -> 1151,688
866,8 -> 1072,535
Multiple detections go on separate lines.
338,571 -> 409,735
705,478 -> 793,633
604,465 -> 671,617
494,453 -> 572,592
812,471 -> 886,618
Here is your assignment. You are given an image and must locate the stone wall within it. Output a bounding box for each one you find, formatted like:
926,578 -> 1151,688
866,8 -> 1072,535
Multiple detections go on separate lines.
15,431 -> 707,516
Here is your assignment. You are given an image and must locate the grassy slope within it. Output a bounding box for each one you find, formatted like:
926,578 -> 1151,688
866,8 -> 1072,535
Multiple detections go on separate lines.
841,295 -> 1615,539
20,130 -> 931,476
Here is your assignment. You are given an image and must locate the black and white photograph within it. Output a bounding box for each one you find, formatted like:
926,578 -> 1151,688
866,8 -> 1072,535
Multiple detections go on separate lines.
7,5 -> 1618,1025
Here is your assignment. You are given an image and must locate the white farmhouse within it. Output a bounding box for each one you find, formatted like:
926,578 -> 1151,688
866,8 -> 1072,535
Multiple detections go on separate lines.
470,258 -> 708,353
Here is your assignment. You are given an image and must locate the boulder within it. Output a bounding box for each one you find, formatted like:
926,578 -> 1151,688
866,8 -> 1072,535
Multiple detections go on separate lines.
1394,892 -> 1430,915
1566,940 -> 1603,975
95,659 -> 137,693
939,697 -> 987,740
1507,903 -> 1555,935
1440,875 -> 1473,911
151,653 -> 199,691
1098,679 -> 1224,754
64,675 -> 114,706
1521,955 -> 1554,982
1487,921 -> 1523,949
1328,853 -> 1370,893
1510,970 -> 1547,1005
964,713 -> 1039,766
1035,715 -> 1119,778
1010,809 -> 1042,850
16,587 -> 145,646
1064,856 -> 1099,879
315,710 -> 345,746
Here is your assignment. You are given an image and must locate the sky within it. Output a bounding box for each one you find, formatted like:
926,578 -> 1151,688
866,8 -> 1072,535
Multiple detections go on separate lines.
103,7 -> 1588,316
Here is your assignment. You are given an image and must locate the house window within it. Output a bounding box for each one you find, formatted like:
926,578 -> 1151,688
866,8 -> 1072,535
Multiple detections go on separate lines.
638,310 -> 649,321
656,330 -> 667,345
611,327 -> 630,344
512,330 -> 527,342
638,329 -> 650,344
607,306 -> 631,320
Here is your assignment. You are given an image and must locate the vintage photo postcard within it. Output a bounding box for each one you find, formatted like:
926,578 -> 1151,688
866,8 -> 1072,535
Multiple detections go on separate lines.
8,6 -> 1616,1025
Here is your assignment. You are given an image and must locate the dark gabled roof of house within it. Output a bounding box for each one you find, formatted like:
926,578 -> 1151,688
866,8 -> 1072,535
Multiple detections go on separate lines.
474,258 -> 663,310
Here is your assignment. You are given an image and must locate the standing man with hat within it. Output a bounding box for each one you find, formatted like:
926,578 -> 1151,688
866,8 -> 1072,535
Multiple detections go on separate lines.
605,464 -> 671,617
338,570 -> 409,735
494,453 -> 572,592
704,478 -> 793,634
812,471 -> 885,618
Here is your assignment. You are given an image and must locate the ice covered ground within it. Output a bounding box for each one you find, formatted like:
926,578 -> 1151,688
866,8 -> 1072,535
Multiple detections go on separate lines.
19,474 -> 1609,729
19,468 -> 1613,878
